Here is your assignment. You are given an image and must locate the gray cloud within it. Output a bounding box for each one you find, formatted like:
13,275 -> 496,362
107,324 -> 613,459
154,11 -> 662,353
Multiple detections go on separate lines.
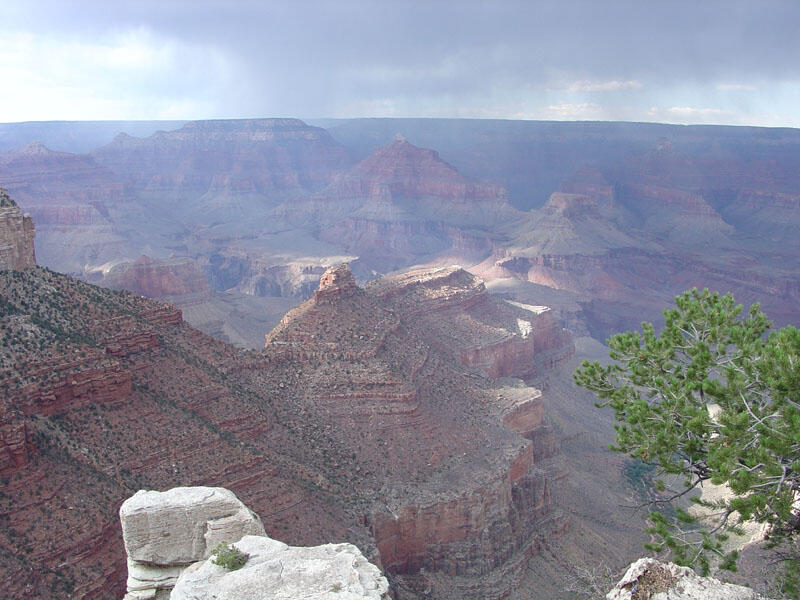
2,0 -> 799,124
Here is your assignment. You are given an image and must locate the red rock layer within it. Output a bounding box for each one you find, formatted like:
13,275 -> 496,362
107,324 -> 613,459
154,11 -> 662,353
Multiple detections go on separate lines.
100,255 -> 211,301
0,262 -> 572,600
0,406 -> 30,474
262,264 -> 571,599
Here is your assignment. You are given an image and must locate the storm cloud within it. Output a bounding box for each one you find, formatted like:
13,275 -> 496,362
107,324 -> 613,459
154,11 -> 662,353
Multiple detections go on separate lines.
2,0 -> 799,125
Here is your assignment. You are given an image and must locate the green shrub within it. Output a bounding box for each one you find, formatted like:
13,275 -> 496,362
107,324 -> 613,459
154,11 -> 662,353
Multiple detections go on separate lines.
211,542 -> 249,571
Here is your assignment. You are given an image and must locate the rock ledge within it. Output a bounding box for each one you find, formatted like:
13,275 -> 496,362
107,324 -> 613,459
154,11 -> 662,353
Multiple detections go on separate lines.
119,486 -> 389,600
607,558 -> 770,600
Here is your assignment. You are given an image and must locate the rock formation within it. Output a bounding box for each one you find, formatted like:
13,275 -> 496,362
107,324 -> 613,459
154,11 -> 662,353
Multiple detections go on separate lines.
0,262 -> 572,600
303,136 -> 520,273
606,558 -> 770,600
172,535 -> 390,600
98,255 -> 211,304
90,118 -> 352,214
368,265 -> 574,378
264,263 -> 570,599
0,188 -> 35,269
118,485 -> 389,600
0,143 -> 127,274
119,487 -> 266,599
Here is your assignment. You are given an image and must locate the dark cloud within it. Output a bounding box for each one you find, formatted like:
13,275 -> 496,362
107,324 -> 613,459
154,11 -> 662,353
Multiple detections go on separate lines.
2,0 -> 799,122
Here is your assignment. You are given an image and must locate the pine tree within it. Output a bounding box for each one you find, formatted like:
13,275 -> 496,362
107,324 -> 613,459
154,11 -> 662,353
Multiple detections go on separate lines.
574,289 -> 800,594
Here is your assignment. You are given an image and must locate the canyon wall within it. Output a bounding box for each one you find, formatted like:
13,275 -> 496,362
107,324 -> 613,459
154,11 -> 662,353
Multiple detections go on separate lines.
0,189 -> 35,269
0,262 -> 573,600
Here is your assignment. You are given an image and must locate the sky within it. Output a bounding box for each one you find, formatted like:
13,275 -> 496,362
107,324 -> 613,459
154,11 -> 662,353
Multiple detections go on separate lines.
2,0 -> 800,127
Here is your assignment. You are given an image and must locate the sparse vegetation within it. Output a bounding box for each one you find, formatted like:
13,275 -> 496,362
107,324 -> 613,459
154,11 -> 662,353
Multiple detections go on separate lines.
211,542 -> 249,571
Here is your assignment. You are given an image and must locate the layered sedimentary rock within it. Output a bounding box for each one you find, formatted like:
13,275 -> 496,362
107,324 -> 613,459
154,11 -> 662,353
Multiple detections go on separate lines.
369,266 -> 574,379
91,119 -> 351,210
475,156 -> 800,340
297,136 -> 520,272
0,262 -> 571,600
0,404 -> 30,474
0,188 -> 35,269
263,263 -> 569,599
4,118 -> 800,352
0,143 -> 129,273
97,255 -> 211,304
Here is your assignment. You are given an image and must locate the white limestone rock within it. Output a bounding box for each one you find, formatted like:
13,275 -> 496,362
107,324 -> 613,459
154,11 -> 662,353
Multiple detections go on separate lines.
120,486 -> 265,600
606,558 -> 769,600
170,535 -> 391,600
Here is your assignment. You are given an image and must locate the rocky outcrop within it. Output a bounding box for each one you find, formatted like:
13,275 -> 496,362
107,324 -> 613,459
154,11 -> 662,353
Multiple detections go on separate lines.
370,266 -> 574,378
262,263 -> 570,599
172,535 -> 390,600
118,486 -> 389,600
119,487 -> 266,599
0,405 -> 30,475
607,558 -> 770,600
314,262 -> 359,302
0,188 -> 35,269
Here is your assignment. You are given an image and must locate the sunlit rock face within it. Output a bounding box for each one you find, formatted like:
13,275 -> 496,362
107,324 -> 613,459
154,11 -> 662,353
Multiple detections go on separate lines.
0,189 -> 35,270
98,255 -> 211,303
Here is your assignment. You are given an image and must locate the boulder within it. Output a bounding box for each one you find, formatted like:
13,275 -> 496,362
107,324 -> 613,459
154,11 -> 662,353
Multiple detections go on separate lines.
120,486 -> 266,600
171,534 -> 390,600
606,558 -> 769,600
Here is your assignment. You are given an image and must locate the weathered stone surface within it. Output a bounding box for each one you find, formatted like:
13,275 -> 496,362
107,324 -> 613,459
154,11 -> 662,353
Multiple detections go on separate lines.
607,558 -> 769,600
121,487 -> 266,565
171,535 -> 391,600
120,487 -> 266,599
0,188 -> 35,269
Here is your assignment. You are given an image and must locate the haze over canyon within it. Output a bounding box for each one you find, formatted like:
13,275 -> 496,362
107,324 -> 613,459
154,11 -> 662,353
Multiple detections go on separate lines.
1,117 -> 798,598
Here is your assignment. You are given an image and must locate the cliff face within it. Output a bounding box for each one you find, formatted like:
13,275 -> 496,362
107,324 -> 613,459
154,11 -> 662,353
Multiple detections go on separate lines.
91,118 -> 352,204
0,189 -> 35,269
369,266 -> 574,379
263,264 -> 569,599
0,268 -> 307,599
0,263 -> 570,600
98,255 -> 211,303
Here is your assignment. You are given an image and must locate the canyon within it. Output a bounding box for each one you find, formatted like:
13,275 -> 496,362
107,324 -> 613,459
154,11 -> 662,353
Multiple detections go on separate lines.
2,117 -> 800,599
2,118 -> 799,346
0,201 -> 577,599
